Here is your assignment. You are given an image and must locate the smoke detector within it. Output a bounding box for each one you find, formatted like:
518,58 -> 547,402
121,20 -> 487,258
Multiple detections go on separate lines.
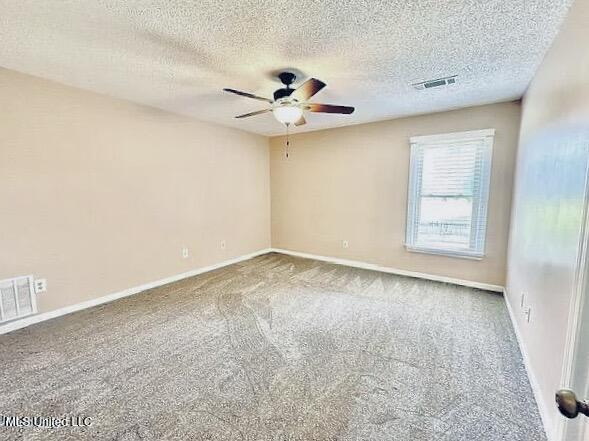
412,75 -> 458,90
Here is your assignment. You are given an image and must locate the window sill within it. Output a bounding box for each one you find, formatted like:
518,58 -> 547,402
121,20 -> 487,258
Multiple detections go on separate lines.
405,245 -> 484,261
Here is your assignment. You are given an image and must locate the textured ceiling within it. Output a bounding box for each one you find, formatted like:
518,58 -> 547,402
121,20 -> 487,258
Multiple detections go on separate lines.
0,0 -> 573,136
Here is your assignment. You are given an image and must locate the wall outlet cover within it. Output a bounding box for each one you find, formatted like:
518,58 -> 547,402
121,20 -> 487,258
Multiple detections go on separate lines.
34,279 -> 47,294
524,306 -> 531,323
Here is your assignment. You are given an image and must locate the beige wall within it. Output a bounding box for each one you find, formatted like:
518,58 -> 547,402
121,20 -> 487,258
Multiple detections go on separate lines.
270,102 -> 521,286
0,69 -> 270,315
506,0 -> 589,439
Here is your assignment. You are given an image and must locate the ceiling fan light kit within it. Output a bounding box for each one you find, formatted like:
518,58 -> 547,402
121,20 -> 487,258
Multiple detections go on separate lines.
273,99 -> 303,125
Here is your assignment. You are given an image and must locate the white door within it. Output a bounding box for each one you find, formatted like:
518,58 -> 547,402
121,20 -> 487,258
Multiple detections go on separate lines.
557,227 -> 589,440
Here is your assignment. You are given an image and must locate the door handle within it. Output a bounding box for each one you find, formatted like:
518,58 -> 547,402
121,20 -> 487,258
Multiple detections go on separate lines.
556,389 -> 589,419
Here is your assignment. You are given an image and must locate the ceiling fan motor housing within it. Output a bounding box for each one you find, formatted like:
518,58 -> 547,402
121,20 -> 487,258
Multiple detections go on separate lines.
274,72 -> 297,101
273,87 -> 294,101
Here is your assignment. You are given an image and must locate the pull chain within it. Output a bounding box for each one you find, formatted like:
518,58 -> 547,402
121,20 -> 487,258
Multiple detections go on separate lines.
285,123 -> 290,159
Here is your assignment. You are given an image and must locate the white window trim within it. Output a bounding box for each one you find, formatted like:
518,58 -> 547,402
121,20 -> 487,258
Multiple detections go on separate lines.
405,128 -> 495,260
409,128 -> 495,145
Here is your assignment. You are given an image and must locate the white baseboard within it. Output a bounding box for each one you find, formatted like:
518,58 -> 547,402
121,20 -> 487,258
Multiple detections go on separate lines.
270,248 -> 504,292
0,248 -> 272,336
504,290 -> 552,439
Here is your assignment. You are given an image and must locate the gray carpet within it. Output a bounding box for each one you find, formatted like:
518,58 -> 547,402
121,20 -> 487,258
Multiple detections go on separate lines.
0,253 -> 545,440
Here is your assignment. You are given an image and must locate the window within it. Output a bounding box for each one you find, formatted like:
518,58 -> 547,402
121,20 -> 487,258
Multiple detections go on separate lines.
405,129 -> 494,259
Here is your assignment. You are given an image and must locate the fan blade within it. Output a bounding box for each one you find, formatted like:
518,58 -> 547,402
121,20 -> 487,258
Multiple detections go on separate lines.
294,115 -> 306,126
235,109 -> 272,119
307,103 -> 355,114
224,88 -> 273,104
291,78 -> 326,101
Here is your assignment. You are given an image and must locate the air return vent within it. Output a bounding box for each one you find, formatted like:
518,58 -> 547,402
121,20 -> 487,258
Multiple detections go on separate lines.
412,76 -> 458,90
0,276 -> 37,323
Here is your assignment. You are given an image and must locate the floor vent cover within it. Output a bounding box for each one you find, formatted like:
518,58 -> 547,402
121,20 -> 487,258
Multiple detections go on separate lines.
0,276 -> 37,323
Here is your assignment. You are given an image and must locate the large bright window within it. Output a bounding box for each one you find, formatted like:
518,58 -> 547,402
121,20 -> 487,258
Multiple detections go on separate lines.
406,129 -> 494,259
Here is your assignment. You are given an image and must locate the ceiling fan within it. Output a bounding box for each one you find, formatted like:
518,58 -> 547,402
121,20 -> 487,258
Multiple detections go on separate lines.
223,72 -> 355,126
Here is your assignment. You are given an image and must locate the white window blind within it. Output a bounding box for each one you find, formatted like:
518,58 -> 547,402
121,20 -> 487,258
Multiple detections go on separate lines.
406,129 -> 494,259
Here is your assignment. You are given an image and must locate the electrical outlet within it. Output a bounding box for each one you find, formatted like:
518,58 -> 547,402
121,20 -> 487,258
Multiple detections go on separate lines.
342,240 -> 349,249
34,279 -> 47,294
523,306 -> 531,323
220,240 -> 226,250
182,247 -> 189,259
